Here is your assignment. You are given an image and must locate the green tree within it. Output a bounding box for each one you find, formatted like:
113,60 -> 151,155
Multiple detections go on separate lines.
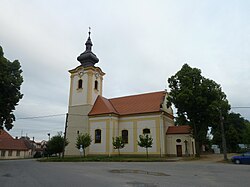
137,134 -> 153,158
167,64 -> 230,157
0,46 -> 23,130
75,133 -> 92,157
243,121 -> 250,145
212,112 -> 248,152
112,136 -> 125,157
47,132 -> 68,158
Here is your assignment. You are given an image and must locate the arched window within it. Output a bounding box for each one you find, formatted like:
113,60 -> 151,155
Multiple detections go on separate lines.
122,130 -> 128,144
78,79 -> 83,89
94,80 -> 98,90
95,129 -> 101,143
143,128 -> 150,134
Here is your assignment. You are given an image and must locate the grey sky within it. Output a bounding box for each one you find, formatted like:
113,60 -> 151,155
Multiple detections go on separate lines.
1,0 -> 250,141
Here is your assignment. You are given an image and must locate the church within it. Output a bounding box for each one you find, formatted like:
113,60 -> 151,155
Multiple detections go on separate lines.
65,31 -> 195,157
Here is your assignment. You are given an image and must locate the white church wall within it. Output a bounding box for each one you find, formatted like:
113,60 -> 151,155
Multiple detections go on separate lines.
70,73 -> 88,106
137,119 -> 157,153
89,120 -> 107,153
119,121 -> 134,153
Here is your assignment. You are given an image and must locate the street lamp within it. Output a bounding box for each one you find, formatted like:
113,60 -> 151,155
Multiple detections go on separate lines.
47,133 -> 50,141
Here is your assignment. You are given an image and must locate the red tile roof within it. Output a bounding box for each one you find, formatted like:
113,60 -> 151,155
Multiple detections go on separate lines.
166,125 -> 191,134
0,129 -> 30,150
89,91 -> 166,116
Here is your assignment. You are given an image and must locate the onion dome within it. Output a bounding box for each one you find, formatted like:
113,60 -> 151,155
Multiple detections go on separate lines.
77,29 -> 99,67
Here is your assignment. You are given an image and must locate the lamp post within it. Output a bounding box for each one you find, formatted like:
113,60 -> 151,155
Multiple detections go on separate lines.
47,133 -> 50,141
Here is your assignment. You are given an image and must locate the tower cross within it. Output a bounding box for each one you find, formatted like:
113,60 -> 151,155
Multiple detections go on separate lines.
88,27 -> 91,36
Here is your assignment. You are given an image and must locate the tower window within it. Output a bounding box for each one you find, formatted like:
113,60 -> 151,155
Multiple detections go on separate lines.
94,80 -> 98,90
143,128 -> 150,134
122,130 -> 128,144
95,129 -> 101,143
78,79 -> 83,89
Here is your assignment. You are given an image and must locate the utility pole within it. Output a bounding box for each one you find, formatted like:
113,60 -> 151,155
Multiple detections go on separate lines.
219,109 -> 228,161
62,113 -> 68,158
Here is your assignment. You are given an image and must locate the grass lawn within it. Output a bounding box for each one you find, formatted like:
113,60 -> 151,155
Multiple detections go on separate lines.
38,155 -> 179,162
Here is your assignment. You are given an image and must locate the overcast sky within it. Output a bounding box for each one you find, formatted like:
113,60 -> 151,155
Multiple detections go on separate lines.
1,0 -> 250,141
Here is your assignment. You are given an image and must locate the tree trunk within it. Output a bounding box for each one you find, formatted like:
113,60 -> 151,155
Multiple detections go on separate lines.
118,148 -> 120,157
195,141 -> 200,157
193,122 -> 200,157
146,148 -> 148,158
83,149 -> 86,158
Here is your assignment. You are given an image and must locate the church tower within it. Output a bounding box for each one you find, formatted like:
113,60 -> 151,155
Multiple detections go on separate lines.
65,31 -> 105,155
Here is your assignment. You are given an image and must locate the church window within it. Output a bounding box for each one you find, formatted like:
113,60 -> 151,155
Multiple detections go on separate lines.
94,80 -> 98,90
122,130 -> 128,144
78,79 -> 83,89
143,128 -> 150,134
95,129 -> 101,143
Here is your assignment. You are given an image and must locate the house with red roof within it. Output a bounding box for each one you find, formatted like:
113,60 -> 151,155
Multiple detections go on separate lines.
0,129 -> 33,159
64,32 -> 195,157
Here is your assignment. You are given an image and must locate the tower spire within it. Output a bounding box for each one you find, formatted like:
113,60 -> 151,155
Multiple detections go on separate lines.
77,28 -> 99,67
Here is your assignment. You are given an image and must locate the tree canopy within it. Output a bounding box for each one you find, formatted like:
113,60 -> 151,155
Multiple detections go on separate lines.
167,64 -> 230,156
47,132 -> 68,157
0,46 -> 23,130
138,134 -> 153,158
112,136 -> 125,157
75,133 -> 92,157
212,112 -> 250,152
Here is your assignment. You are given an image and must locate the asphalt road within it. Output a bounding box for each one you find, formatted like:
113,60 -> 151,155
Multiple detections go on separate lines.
0,159 -> 249,187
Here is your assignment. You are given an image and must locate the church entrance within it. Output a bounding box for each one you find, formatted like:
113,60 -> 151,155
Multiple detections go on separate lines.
176,145 -> 182,157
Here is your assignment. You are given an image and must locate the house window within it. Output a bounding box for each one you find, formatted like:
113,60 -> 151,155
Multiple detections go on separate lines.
143,128 -> 150,134
1,150 -> 6,157
122,130 -> 128,144
95,129 -> 101,143
8,150 -> 12,156
94,80 -> 98,90
78,79 -> 83,89
16,150 -> 20,156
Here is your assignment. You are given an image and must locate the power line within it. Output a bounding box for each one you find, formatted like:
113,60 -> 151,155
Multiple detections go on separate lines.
15,106 -> 250,121
16,114 -> 65,120
233,106 -> 250,108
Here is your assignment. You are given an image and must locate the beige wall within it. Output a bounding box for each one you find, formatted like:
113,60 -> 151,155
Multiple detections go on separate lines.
0,149 -> 32,159
65,105 -> 93,155
66,65 -> 105,156
166,134 -> 195,156
88,114 -> 174,156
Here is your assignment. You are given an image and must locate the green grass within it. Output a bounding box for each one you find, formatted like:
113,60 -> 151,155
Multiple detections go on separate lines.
38,155 -> 178,162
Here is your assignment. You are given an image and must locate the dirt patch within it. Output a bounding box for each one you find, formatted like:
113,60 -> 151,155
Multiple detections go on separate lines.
179,153 -> 237,163
196,153 -> 236,163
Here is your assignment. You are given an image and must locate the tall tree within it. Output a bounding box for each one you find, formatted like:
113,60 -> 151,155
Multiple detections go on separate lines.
167,64 -> 230,157
47,132 -> 68,158
75,133 -> 92,157
112,136 -> 125,157
138,134 -> 153,158
0,46 -> 23,130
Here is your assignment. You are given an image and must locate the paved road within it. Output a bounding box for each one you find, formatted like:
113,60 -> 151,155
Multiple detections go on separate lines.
0,159 -> 250,187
